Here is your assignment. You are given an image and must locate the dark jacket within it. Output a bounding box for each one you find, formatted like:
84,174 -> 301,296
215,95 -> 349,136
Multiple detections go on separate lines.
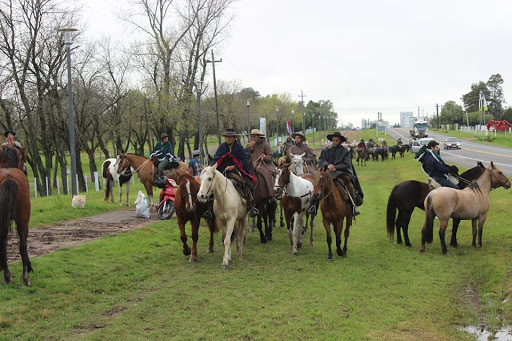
210,140 -> 255,183
421,149 -> 452,180
152,140 -> 174,161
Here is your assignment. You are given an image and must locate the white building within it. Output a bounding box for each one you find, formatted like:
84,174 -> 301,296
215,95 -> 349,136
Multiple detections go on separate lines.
400,112 -> 414,128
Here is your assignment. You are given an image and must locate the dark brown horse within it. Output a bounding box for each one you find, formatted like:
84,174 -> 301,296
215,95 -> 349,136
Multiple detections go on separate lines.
311,169 -> 353,261
356,146 -> 368,166
0,146 -> 32,285
175,169 -> 218,262
117,152 -> 188,208
254,182 -> 277,243
386,162 -> 485,247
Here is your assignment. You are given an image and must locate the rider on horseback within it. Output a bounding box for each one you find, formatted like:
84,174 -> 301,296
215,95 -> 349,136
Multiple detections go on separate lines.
287,132 -> 317,174
415,140 -> 459,189
357,139 -> 365,149
318,132 -> 364,216
367,138 -> 375,148
208,128 -> 259,218
397,137 -> 403,146
151,133 -> 174,180
245,129 -> 276,204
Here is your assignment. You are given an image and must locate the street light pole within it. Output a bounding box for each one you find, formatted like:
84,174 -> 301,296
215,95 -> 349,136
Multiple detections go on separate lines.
291,109 -> 295,132
311,113 -> 315,145
247,100 -> 251,137
196,81 -> 204,164
206,51 -> 222,145
59,27 -> 78,196
275,106 -> 280,153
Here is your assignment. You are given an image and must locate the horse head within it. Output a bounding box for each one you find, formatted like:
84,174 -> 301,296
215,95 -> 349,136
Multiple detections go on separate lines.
289,153 -> 305,175
197,165 -> 217,203
273,163 -> 291,195
177,169 -> 200,212
311,167 -> 330,203
116,151 -> 130,174
489,161 -> 511,189
0,145 -> 24,170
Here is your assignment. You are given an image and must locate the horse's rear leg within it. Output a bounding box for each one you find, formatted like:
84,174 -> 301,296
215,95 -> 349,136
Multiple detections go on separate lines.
178,221 -> 191,257
477,216 -> 486,247
471,218 -> 478,247
439,220 -> 449,254
400,210 -> 413,247
124,182 -> 131,206
190,221 -> 200,262
279,200 -> 285,227
0,232 -> 11,284
309,211 -> 316,247
207,221 -> 216,253
256,215 -> 267,244
450,219 -> 461,248
18,227 -> 32,286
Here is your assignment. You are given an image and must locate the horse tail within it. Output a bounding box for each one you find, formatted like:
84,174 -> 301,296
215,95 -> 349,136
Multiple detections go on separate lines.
386,185 -> 399,238
0,179 -> 19,233
424,194 -> 435,243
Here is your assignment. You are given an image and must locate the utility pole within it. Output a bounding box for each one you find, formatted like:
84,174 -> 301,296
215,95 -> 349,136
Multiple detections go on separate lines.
298,90 -> 306,134
436,103 -> 440,129
206,51 -> 222,145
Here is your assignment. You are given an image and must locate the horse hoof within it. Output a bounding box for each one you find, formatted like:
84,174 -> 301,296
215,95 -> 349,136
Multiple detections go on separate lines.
297,242 -> 303,249
126,203 -> 130,207
183,248 -> 191,256
260,237 -> 267,244
221,264 -> 228,270
266,235 -> 272,242
188,258 -> 197,263
328,258 -> 333,262
292,251 -> 298,256
419,246 -> 425,253
206,248 -> 214,253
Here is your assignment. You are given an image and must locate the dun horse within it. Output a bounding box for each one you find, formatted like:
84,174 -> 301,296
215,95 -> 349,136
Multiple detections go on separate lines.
197,165 -> 249,269
420,162 -> 510,254
102,158 -> 133,205
117,152 -> 187,208
0,146 -> 32,285
312,169 -> 353,261
175,169 -> 218,262
386,163 -> 485,247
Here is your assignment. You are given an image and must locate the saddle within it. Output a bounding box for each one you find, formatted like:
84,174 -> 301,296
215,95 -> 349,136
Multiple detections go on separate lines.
225,171 -> 251,202
427,175 -> 459,191
334,177 -> 363,206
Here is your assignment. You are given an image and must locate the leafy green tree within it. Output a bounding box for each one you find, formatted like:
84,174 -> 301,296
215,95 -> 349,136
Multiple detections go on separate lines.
461,81 -> 489,113
487,74 -> 504,118
440,100 -> 463,124
501,107 -> 512,123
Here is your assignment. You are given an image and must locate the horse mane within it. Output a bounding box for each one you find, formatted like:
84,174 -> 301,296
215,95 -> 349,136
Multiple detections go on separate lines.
0,147 -> 22,169
468,180 -> 482,194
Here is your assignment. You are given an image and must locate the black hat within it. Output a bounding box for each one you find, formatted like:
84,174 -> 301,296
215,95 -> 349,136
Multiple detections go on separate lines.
220,128 -> 239,137
326,132 -> 347,142
160,133 -> 169,139
4,129 -> 15,137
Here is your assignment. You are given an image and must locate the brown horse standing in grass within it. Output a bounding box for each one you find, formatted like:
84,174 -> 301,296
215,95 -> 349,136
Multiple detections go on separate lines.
175,169 -> 218,262
311,169 -> 353,261
420,162 -> 510,254
0,146 -> 32,285
117,152 -> 187,208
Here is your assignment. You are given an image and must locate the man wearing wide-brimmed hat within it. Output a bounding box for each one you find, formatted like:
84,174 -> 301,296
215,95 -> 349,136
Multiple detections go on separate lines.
245,129 -> 276,202
318,132 -> 364,215
3,129 -> 21,148
286,132 -> 316,173
151,132 -> 174,178
209,128 -> 259,217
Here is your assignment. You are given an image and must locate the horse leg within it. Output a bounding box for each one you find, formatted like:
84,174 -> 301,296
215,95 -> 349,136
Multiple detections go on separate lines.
439,219 -> 449,254
309,211 -> 315,247
17,225 -> 32,286
335,220 -> 343,257
178,219 -> 191,257
471,218 -> 478,247
291,212 -> 301,255
342,216 -> 352,257
401,210 -> 413,247
118,182 -> 124,206
323,217 -> 333,261
257,214 -> 267,244
222,219 -> 236,269
190,220 -> 201,262
0,230 -> 11,284
206,220 -> 215,253
265,201 -> 276,241
236,219 -> 248,260
279,200 -> 285,227
478,215 -> 487,247
395,210 -> 404,245
450,219 -> 461,248
125,181 -> 131,206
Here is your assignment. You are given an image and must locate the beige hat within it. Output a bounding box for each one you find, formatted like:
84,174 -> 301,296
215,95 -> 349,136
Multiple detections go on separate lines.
249,129 -> 265,137
291,132 -> 306,141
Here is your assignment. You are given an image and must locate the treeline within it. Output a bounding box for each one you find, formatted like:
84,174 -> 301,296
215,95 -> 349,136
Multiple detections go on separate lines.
437,74 -> 510,126
0,0 -> 337,196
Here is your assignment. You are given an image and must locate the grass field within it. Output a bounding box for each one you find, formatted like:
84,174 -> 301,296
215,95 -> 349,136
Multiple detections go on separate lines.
2,133 -> 512,340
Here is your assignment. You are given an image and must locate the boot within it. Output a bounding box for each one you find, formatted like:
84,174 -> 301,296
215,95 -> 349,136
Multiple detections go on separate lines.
203,201 -> 214,220
248,199 -> 259,217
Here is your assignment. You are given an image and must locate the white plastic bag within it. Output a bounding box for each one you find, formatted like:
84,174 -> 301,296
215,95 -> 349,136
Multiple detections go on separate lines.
134,190 -> 151,219
72,195 -> 86,208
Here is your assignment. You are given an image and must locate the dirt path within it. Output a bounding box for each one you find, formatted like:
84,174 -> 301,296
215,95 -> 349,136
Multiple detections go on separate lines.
7,208 -> 160,264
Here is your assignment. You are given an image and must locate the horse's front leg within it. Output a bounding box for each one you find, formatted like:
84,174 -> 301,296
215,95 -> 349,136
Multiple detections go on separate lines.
125,182 -> 131,206
256,214 -> 266,244
323,217 -> 333,261
291,212 -> 302,255
439,219 -> 449,254
222,218 -> 236,269
335,220 -> 343,257
177,219 -> 191,257
236,218 -> 248,260
190,220 -> 200,262
450,219 -> 461,248
309,210 -> 316,247
206,220 -> 216,253
471,218 -> 478,247
401,210 -> 413,247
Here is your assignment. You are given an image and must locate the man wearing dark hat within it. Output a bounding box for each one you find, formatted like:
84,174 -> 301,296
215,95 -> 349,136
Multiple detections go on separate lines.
209,128 -> 259,217
245,129 -> 276,203
151,133 -> 174,179
318,132 -> 364,215
286,132 -> 316,173
3,130 -> 21,148
188,150 -> 202,176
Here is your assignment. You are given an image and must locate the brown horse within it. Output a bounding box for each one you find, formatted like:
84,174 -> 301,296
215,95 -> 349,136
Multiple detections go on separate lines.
175,169 -> 218,262
356,146 -> 368,166
0,146 -> 32,285
117,152 -> 187,207
420,162 -> 510,254
311,169 -> 353,261
386,163 -> 485,247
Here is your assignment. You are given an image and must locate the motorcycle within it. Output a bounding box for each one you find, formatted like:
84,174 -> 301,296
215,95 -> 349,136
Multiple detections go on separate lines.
156,177 -> 177,220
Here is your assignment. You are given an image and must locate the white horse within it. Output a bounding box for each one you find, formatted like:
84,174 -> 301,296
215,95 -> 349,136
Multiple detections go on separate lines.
101,157 -> 133,206
274,163 -> 315,255
197,165 -> 249,269
289,153 -> 306,175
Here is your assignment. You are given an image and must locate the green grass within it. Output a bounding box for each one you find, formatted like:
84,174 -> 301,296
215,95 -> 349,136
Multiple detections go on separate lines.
2,140 -> 512,340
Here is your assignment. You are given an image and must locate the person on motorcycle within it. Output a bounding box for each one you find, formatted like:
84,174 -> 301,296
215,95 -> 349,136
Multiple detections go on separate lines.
152,133 -> 174,179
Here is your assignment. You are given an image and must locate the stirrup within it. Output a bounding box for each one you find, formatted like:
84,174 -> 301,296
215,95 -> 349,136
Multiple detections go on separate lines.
203,210 -> 213,220
353,206 -> 361,216
249,207 -> 259,217
269,197 -> 277,203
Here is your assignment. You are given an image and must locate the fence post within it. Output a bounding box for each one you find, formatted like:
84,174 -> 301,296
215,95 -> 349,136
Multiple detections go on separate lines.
57,175 -> 60,195
34,177 -> 37,198
46,177 -> 49,196
85,173 -> 89,193
94,171 -> 99,192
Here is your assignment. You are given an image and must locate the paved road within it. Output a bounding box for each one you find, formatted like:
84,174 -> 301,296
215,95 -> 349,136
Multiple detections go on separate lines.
387,128 -> 512,177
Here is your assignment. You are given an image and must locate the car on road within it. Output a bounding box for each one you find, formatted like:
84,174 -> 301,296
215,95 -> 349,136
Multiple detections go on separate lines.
410,137 -> 435,154
443,137 -> 461,149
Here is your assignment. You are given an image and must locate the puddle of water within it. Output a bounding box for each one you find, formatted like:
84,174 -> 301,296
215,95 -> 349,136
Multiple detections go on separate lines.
461,326 -> 512,340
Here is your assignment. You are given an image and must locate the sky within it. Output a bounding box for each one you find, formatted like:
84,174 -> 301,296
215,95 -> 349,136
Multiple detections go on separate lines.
82,0 -> 512,127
